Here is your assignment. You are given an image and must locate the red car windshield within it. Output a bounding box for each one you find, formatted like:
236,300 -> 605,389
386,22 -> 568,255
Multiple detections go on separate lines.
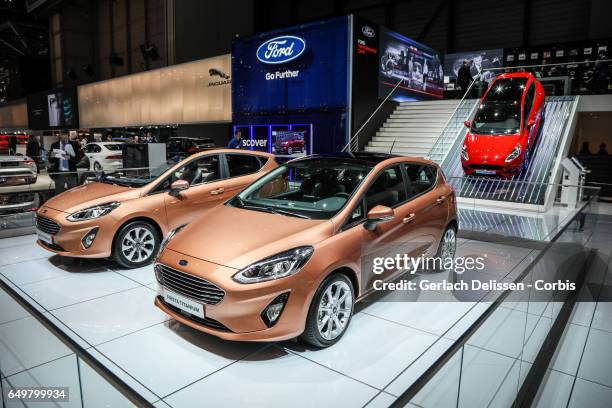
471,101 -> 521,135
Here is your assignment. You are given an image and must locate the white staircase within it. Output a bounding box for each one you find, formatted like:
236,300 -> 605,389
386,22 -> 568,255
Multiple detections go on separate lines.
364,99 -> 460,157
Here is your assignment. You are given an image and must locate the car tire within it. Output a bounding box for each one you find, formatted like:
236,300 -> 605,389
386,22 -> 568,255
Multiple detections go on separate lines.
94,162 -> 102,172
301,273 -> 354,348
287,146 -> 293,155
435,224 -> 457,261
112,221 -> 160,269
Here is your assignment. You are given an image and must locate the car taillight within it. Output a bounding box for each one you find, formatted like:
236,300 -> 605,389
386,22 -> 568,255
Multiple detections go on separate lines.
106,155 -> 122,160
24,160 -> 35,165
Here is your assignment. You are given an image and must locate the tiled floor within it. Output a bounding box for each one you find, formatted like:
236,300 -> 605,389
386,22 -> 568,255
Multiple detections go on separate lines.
533,214 -> 612,408
0,207 -> 599,407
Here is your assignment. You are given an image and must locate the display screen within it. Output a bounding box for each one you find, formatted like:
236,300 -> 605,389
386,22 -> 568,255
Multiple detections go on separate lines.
232,124 -> 312,158
443,49 -> 504,88
231,16 -> 350,115
27,88 -> 78,130
378,28 -> 444,101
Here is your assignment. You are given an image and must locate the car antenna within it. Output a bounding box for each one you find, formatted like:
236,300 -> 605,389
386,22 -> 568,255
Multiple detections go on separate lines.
389,138 -> 397,154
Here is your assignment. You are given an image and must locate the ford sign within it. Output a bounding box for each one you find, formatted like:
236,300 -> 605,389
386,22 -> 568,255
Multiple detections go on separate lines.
256,36 -> 306,64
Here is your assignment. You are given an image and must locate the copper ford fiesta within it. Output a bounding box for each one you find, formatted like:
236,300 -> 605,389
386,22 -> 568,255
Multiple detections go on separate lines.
155,152 -> 457,347
35,150 -> 277,268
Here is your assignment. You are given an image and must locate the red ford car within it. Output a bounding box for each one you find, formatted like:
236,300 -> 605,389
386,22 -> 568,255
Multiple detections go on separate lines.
461,72 -> 545,178
275,138 -> 306,155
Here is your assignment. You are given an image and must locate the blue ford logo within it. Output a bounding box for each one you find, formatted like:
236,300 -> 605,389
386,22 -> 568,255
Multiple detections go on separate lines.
256,35 -> 306,64
179,260 -> 188,266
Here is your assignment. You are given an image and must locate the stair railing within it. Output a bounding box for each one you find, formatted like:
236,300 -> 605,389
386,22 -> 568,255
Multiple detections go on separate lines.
342,78 -> 403,152
426,77 -> 479,163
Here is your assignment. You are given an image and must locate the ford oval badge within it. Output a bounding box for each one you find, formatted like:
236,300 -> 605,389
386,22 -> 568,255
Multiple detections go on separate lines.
256,35 -> 306,64
179,260 -> 188,266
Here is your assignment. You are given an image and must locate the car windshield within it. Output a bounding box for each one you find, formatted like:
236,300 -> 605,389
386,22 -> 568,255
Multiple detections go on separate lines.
471,100 -> 521,135
230,158 -> 373,220
105,144 -> 122,151
102,156 -> 182,187
485,77 -> 528,101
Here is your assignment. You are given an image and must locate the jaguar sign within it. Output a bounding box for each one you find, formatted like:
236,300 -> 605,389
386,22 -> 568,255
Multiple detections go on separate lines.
256,35 -> 306,64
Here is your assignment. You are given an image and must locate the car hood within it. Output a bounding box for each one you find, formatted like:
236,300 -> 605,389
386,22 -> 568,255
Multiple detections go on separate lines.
43,182 -> 139,213
464,132 -> 522,162
166,204 -> 333,269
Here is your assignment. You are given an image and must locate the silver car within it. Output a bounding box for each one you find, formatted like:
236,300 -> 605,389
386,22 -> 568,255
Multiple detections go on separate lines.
0,155 -> 37,185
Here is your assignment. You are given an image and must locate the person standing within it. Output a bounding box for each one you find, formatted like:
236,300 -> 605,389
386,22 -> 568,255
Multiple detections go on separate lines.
228,129 -> 244,149
8,134 -> 17,155
457,60 -> 473,96
26,135 -> 41,173
423,61 -> 429,91
49,133 -> 77,195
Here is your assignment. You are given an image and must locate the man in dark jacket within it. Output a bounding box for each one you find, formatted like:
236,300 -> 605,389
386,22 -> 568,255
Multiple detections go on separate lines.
26,135 -> 41,173
457,60 -> 473,96
49,133 -> 77,195
8,134 -> 17,155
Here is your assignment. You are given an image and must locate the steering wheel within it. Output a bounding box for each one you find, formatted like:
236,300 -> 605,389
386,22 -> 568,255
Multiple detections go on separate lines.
334,192 -> 350,199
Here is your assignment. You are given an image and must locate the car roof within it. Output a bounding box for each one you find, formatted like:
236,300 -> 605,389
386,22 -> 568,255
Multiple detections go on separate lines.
497,72 -> 536,80
188,148 -> 275,159
290,152 -> 434,166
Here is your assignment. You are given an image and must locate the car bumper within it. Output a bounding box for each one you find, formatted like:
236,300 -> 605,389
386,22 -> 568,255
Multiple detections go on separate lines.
461,159 -> 523,179
35,206 -> 115,258
154,248 -> 316,342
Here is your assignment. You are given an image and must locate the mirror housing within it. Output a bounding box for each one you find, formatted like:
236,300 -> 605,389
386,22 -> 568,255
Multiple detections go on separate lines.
463,120 -> 471,128
527,119 -> 535,129
364,205 -> 395,231
169,179 -> 189,196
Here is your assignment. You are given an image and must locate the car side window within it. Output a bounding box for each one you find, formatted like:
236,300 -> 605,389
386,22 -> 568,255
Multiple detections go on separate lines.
226,154 -> 263,177
151,155 -> 221,194
404,164 -> 437,198
176,155 -> 221,185
364,166 -> 407,213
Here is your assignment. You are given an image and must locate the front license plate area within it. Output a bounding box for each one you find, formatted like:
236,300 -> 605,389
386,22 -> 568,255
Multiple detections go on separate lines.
37,230 -> 53,244
163,289 -> 205,319
475,169 -> 497,175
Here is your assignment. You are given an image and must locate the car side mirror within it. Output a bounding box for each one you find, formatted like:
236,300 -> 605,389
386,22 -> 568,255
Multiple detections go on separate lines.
169,179 -> 189,196
527,119 -> 535,129
364,205 -> 395,231
464,120 -> 471,128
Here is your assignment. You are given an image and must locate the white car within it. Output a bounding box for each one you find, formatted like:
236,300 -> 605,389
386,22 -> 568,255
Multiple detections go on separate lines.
83,142 -> 124,172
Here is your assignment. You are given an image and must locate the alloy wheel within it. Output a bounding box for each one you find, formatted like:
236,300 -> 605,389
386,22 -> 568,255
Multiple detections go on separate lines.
317,280 -> 353,340
121,227 -> 155,263
441,228 -> 456,260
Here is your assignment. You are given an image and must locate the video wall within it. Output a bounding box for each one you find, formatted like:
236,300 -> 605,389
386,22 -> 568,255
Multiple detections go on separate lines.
26,88 -> 78,130
378,28 -> 444,101
232,16 -> 351,155
443,49 -> 504,89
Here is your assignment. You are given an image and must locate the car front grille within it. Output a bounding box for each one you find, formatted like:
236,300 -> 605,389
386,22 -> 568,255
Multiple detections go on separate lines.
36,215 -> 61,235
157,296 -> 231,332
155,264 -> 225,305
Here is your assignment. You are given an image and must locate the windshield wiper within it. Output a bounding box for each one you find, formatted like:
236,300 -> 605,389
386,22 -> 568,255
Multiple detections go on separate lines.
241,203 -> 310,219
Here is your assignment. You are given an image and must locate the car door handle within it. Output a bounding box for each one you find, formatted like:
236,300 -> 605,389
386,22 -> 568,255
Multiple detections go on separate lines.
210,187 -> 225,195
435,196 -> 446,205
402,213 -> 416,224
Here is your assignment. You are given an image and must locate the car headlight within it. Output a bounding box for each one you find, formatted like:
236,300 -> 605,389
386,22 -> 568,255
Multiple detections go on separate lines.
158,224 -> 187,258
233,246 -> 314,284
66,202 -> 120,222
461,144 -> 469,161
505,144 -> 522,162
